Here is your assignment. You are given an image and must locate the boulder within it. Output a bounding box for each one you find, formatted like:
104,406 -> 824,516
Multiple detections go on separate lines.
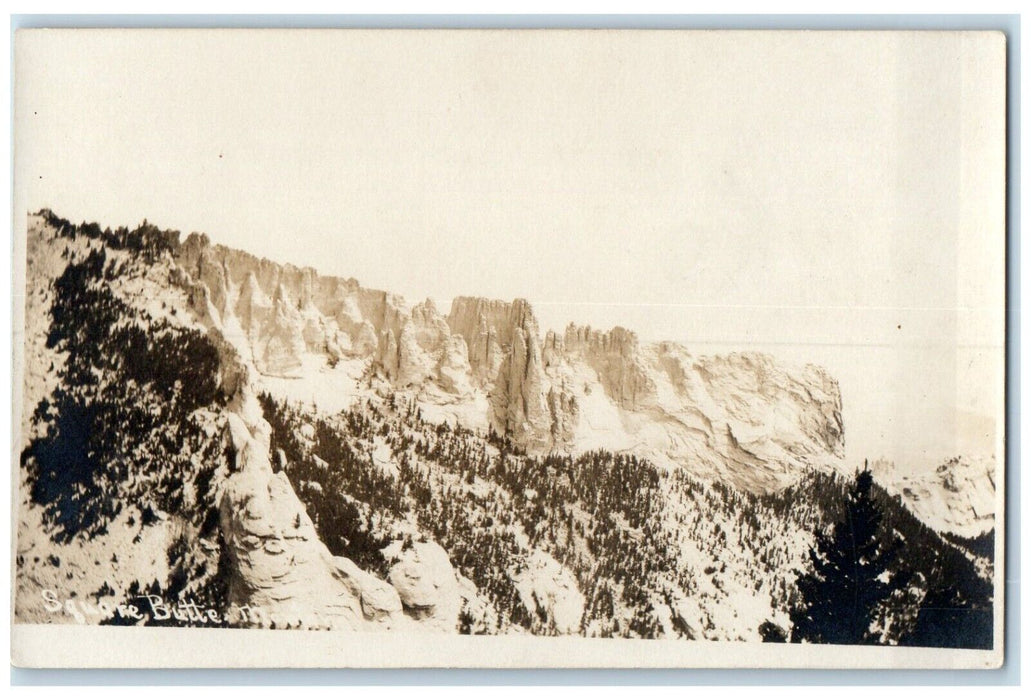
384,540 -> 463,631
333,556 -> 404,623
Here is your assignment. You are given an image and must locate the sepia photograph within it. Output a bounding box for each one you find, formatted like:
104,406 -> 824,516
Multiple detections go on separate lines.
9,27 -> 1007,668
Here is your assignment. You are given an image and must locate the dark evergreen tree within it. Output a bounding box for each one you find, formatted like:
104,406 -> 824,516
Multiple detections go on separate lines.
904,555 -> 994,649
790,466 -> 899,644
759,620 -> 788,642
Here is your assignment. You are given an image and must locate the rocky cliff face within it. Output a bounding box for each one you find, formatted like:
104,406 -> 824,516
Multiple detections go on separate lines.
870,456 -> 997,539
173,234 -> 845,492
176,234 -> 473,394
552,324 -> 651,409
447,297 -> 556,448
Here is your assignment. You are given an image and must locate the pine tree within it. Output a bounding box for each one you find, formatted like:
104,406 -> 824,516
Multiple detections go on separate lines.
790,466 -> 898,644
904,555 -> 994,649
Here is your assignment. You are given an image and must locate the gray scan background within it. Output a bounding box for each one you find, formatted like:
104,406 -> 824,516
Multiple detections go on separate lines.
6,12 -> 1021,687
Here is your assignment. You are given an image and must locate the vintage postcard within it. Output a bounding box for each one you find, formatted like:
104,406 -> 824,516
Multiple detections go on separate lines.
10,29 -> 1006,668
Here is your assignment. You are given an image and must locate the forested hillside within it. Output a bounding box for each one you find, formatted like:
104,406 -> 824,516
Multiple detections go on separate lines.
260,391 -> 994,645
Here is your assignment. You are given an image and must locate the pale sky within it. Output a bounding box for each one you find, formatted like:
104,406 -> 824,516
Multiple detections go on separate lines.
14,29 -> 1006,470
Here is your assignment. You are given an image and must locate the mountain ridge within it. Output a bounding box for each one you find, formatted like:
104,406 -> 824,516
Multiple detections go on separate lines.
171,223 -> 846,493
14,211 -> 995,645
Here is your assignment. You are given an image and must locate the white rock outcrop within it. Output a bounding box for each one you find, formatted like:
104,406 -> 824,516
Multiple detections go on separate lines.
383,540 -> 464,632
218,390 -> 407,630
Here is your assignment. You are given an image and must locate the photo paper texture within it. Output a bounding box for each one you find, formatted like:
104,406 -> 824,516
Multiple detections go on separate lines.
11,28 -> 1007,668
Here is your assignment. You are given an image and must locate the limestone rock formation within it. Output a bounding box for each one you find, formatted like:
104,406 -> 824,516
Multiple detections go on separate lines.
556,324 -> 653,409
218,391 -> 406,630
447,297 -> 576,449
383,540 -> 464,632
174,233 -> 845,492
332,556 -> 404,623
